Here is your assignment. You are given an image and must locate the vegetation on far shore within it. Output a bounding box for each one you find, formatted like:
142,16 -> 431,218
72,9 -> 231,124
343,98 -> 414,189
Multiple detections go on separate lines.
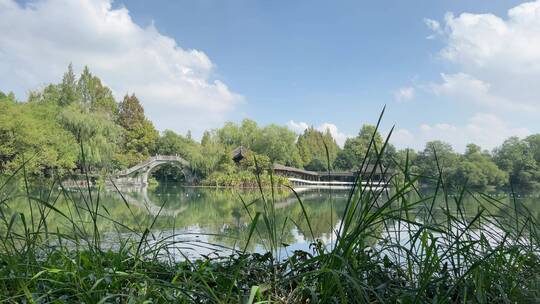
0,113 -> 539,303
2,65 -> 540,189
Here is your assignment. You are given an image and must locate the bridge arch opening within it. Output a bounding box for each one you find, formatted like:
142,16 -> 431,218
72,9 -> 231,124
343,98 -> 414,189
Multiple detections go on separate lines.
150,163 -> 189,184
113,155 -> 194,187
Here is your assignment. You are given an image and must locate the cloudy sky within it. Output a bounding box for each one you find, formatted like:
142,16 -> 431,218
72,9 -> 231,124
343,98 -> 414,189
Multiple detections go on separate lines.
1,0 -> 539,152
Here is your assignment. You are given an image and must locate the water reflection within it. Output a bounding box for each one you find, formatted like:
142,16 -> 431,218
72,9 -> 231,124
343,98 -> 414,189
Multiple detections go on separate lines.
102,184 -> 351,257
4,182 -> 540,260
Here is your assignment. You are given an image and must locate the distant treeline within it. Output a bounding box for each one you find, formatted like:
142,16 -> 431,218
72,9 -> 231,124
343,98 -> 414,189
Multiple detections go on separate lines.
1,65 -> 540,189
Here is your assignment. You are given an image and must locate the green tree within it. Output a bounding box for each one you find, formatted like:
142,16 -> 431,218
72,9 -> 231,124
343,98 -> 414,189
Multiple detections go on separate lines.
465,144 -> 508,187
59,63 -> 79,106
451,144 -> 507,189
0,91 -> 16,104
238,150 -> 272,174
334,124 -> 383,170
297,127 -> 339,171
215,119 -> 260,149
415,140 -> 459,186
117,94 -> 159,166
217,122 -> 242,147
118,94 -> 146,130
394,148 -> 418,172
155,130 -> 200,161
252,124 -> 302,167
201,131 -> 212,146
77,66 -> 118,116
239,119 -> 258,149
28,84 -> 61,105
494,137 -> 540,189
0,101 -> 78,176
193,133 -> 228,177
59,103 -> 120,172
525,134 -> 540,164
210,121 -> 303,167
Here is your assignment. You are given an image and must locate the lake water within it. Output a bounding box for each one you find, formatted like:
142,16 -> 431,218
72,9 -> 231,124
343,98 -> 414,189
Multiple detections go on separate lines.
4,182 -> 540,260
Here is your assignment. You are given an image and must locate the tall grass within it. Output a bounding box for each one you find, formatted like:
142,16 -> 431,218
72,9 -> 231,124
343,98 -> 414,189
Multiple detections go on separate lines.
0,112 -> 539,303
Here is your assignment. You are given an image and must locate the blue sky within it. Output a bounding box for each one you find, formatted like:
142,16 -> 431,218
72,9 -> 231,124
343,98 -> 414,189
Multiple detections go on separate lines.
119,0 -> 519,124
1,0 -> 539,151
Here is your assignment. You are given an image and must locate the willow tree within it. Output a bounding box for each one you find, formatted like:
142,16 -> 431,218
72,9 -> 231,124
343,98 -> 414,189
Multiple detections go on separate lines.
59,103 -> 120,173
0,100 -> 78,176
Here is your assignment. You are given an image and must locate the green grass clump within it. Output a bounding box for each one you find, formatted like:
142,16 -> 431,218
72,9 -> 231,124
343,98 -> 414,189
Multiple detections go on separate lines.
0,111 -> 539,303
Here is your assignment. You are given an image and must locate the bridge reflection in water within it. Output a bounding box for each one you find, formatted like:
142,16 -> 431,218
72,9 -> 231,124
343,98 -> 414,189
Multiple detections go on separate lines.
110,184 -> 188,217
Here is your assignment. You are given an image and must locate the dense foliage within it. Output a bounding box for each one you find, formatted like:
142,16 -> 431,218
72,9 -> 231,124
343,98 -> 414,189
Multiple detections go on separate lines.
2,65 -> 540,189
297,127 -> 339,171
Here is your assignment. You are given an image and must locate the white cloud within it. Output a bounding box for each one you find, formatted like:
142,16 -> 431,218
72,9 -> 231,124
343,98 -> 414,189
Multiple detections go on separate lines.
0,0 -> 243,135
441,6 -> 540,73
287,120 -> 351,147
429,72 -> 535,111
394,86 -> 415,102
424,18 -> 442,39
391,113 -> 530,152
412,1 -> 540,151
287,120 -> 309,133
426,1 -> 540,113
318,123 -> 350,147
424,18 -> 441,32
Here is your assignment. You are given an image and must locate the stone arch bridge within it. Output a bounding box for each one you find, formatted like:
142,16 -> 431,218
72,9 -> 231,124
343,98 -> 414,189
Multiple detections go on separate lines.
112,155 -> 193,186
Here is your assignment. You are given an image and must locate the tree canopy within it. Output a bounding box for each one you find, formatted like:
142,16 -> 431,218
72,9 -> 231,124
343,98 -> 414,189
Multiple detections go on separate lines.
2,65 -> 540,190
117,94 -> 159,166
297,127 -> 339,171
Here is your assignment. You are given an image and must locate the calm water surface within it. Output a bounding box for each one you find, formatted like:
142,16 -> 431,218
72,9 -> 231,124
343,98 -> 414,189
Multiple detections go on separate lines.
5,182 -> 540,260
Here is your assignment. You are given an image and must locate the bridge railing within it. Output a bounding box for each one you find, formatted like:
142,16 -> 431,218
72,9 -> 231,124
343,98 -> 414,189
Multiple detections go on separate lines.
287,177 -> 389,189
115,155 -> 188,177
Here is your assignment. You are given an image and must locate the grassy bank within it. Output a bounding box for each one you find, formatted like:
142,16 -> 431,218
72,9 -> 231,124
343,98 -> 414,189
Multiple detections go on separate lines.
0,119 -> 539,303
